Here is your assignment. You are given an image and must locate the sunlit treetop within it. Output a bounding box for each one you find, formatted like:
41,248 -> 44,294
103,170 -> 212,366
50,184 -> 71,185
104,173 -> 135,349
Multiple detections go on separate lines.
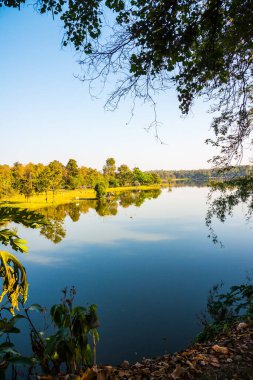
1,0 -> 253,167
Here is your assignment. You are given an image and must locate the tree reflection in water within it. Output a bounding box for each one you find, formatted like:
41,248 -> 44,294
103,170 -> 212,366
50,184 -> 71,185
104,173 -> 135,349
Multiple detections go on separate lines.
38,189 -> 162,243
206,176 -> 253,245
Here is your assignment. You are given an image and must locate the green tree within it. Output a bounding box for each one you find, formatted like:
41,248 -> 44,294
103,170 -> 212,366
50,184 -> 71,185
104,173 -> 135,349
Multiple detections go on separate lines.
19,163 -> 37,201
64,158 -> 82,189
150,172 -> 161,185
116,164 -> 133,186
94,183 -> 107,199
11,162 -> 24,193
103,158 -> 117,187
132,167 -> 153,185
0,165 -> 12,198
36,166 -> 52,200
79,167 -> 105,188
48,160 -> 64,197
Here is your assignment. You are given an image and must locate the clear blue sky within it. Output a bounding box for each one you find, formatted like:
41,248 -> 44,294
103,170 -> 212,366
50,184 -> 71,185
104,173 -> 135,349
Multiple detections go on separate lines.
0,6 -> 221,171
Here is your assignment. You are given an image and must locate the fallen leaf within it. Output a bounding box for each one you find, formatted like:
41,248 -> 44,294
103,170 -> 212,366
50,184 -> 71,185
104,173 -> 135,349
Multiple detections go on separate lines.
77,368 -> 97,380
210,362 -> 220,368
182,349 -> 196,357
186,360 -> 196,370
194,354 -> 207,361
212,344 -> 229,355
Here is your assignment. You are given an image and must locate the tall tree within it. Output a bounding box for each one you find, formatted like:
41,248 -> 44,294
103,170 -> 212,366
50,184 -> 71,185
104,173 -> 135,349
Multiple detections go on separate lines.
64,159 -> 81,189
103,158 -> 118,187
116,164 -> 132,186
36,166 -> 52,200
0,165 -> 12,198
48,160 -> 64,197
19,163 -> 37,201
11,162 -> 24,193
79,167 -> 105,188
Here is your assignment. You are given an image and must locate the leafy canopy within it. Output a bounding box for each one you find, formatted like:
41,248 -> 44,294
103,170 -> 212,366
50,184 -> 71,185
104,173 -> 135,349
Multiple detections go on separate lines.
0,207 -> 47,253
1,0 -> 252,165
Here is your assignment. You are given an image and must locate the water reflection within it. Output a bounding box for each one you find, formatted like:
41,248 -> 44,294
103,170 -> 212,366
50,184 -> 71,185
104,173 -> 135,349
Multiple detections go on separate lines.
119,189 -> 161,208
38,189 -> 162,243
3,187 -> 252,365
206,176 -> 253,245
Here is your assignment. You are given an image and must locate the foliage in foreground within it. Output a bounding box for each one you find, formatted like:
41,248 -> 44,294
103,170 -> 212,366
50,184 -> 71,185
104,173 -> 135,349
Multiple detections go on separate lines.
0,206 -> 99,378
0,287 -> 99,378
196,279 -> 253,342
0,207 -> 47,253
0,207 -> 47,314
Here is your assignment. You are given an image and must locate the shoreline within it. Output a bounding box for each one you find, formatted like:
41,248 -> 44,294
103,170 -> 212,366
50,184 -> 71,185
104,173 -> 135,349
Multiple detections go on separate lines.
89,321 -> 252,380
0,185 -> 169,210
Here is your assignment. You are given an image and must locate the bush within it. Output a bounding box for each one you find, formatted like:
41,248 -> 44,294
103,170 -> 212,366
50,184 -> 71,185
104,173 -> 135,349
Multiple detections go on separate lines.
94,183 -> 107,199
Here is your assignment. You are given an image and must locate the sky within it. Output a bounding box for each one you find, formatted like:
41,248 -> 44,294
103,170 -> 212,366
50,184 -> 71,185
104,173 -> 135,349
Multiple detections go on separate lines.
0,6 -> 227,171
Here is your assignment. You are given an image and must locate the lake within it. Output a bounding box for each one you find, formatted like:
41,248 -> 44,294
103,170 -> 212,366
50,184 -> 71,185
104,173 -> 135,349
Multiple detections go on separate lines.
12,186 -> 253,365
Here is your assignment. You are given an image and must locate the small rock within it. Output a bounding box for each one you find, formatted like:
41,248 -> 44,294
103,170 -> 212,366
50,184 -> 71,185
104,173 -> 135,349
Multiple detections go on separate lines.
134,362 -> 143,368
237,322 -> 248,330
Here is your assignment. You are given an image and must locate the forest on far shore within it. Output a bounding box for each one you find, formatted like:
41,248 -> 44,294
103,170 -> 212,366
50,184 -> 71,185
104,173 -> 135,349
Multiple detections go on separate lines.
151,165 -> 253,183
0,158 -> 161,200
0,158 -> 252,200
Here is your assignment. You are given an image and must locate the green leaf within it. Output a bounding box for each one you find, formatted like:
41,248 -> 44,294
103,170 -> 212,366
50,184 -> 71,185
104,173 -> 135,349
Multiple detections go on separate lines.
0,342 -> 14,349
10,315 -> 26,324
27,304 -> 45,313
8,356 -> 36,366
0,346 -> 19,355
13,239 -> 28,253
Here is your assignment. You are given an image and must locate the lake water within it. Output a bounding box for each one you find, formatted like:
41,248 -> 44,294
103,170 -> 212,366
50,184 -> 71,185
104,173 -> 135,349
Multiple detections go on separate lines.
12,187 -> 253,364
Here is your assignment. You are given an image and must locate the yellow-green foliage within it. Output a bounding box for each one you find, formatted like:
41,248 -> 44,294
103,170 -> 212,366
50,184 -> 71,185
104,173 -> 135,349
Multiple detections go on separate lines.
0,186 -> 168,210
0,189 -> 96,210
109,184 -> 163,193
0,251 -> 28,315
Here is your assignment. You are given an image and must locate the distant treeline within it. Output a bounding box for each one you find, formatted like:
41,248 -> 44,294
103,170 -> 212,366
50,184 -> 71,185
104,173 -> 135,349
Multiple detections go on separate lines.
149,166 -> 253,183
1,159 -> 251,200
0,158 -> 161,199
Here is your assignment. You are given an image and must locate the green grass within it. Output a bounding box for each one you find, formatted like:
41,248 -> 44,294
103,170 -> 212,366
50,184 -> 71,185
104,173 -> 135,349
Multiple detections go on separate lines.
0,184 -> 168,210
108,184 -> 165,193
0,189 -> 96,210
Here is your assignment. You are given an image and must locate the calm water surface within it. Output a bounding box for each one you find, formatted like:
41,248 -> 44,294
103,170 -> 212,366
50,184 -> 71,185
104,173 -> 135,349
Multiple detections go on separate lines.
14,187 -> 253,364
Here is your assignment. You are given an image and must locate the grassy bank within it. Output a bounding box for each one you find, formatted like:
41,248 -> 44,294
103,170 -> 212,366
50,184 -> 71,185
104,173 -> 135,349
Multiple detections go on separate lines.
0,184 -> 167,210
0,189 -> 96,210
